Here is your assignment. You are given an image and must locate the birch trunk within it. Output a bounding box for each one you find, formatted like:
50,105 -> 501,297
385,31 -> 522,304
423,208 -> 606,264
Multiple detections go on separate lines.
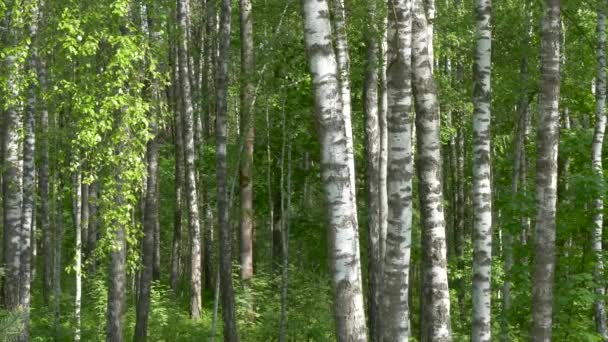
88,183 -> 99,274
332,0 -> 356,199
217,0 -> 239,339
239,0 -> 255,285
106,180 -> 127,342
134,125 -> 160,342
363,0 -> 382,338
592,1 -> 608,338
202,0 -> 217,291
82,182 -> 90,254
471,0 -> 492,341
53,180 -> 63,338
177,0 -> 202,318
3,54 -> 23,311
382,0 -> 413,340
37,56 -> 52,305
170,43 -> 183,293
20,32 -> 39,337
424,0 -> 435,72
72,171 -> 82,341
412,0 -> 451,340
379,13 -> 389,267
302,1 -> 367,340
532,0 -> 561,340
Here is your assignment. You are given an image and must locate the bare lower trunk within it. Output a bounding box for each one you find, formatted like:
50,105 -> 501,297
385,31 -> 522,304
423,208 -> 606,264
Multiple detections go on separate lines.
332,0 -> 356,199
363,0 -> 382,338
239,0 -> 255,285
134,128 -> 160,342
412,0 -> 452,340
217,0 -> 239,339
171,75 -> 183,292
53,181 -> 63,338
302,1 -> 368,340
3,54 -> 23,311
381,0 -> 413,340
81,183 -> 89,253
471,0 -> 493,341
72,171 -> 82,341
19,54 -> 37,340
88,183 -> 99,274
106,181 -> 127,342
531,0 -> 560,340
592,1 -> 608,339
177,0 -> 202,318
37,57 -> 52,305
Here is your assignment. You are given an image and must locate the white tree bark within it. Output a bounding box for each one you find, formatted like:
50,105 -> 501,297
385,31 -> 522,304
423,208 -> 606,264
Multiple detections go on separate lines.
532,0 -> 560,340
3,54 -> 23,312
424,0 -> 435,72
332,0 -> 357,199
382,0 -> 413,340
592,1 -> 608,339
471,0 -> 492,341
302,1 -> 367,340
412,0 -> 451,340
72,171 -> 82,341
177,0 -> 203,319
363,0 -> 382,339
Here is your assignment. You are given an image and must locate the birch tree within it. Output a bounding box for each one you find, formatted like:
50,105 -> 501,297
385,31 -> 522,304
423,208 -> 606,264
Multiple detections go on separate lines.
363,0 -> 382,338
239,0 -> 255,286
332,0 -> 356,197
302,0 -> 367,340
471,0 -> 492,341
3,39 -> 24,315
217,0 -> 239,339
411,0 -> 451,340
592,0 -> 608,338
134,123 -> 160,342
177,0 -> 203,318
72,170 -> 82,341
382,0 -> 414,340
170,43 -> 183,293
532,0 -> 561,340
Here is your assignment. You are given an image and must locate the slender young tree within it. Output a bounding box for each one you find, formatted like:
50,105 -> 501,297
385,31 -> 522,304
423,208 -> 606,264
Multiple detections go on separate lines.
302,0 -> 368,340
532,0 -> 561,340
177,0 -> 203,318
382,0 -> 413,340
72,170 -> 82,341
106,178 -> 127,342
332,0 -> 356,197
37,55 -> 52,305
411,0 -> 451,340
471,0 -> 492,341
239,0 -> 255,286
217,0 -> 239,339
20,6 -> 42,331
363,0 -> 382,338
134,123 -> 160,342
592,0 -> 608,338
88,183 -> 99,274
53,180 -> 64,338
170,43 -> 183,293
81,182 -> 89,255
3,56 -> 23,313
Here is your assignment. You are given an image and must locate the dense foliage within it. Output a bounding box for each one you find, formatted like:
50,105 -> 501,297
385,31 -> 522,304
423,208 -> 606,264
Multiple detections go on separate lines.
2,0 -> 608,341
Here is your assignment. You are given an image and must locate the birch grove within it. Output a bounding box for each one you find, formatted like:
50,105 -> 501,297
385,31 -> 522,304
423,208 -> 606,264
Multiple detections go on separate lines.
2,0 -> 608,341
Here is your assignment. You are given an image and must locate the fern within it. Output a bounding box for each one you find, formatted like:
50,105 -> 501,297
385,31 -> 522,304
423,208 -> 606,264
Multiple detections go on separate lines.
0,309 -> 24,342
